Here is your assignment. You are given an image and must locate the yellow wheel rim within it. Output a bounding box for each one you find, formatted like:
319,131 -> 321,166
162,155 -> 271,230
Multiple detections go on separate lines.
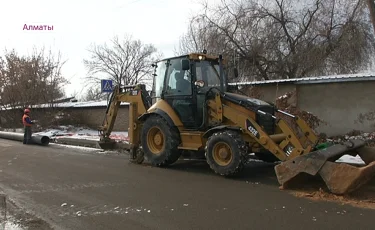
212,142 -> 233,166
147,126 -> 165,155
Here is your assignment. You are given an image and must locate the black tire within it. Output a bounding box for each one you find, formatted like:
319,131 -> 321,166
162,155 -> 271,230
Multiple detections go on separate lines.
205,131 -> 248,176
141,115 -> 182,167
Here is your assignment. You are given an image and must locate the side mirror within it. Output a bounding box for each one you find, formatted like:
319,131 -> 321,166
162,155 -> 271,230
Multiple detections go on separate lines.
234,68 -> 239,78
194,80 -> 205,88
181,59 -> 190,70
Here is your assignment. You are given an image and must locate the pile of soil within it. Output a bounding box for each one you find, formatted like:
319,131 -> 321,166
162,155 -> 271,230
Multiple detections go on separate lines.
291,178 -> 375,209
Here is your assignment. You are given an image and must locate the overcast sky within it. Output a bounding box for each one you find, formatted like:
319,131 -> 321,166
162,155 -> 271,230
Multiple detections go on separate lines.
0,0 -> 209,99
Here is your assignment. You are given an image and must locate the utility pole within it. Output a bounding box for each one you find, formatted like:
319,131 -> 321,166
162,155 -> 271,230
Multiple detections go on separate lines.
367,0 -> 375,33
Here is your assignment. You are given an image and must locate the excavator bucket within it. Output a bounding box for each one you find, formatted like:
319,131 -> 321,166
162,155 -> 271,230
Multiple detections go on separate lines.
98,135 -> 117,149
274,139 -> 375,195
98,141 -> 116,150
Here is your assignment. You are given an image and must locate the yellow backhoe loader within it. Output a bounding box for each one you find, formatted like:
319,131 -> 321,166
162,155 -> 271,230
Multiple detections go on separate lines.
98,52 -> 375,195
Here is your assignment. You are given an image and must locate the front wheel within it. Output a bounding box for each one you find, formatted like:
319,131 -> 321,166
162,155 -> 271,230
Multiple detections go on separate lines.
205,131 -> 248,176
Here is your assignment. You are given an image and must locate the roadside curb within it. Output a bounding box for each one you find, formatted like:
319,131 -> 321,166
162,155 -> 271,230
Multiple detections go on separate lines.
53,137 -> 130,150
53,137 -> 101,149
0,131 -> 130,151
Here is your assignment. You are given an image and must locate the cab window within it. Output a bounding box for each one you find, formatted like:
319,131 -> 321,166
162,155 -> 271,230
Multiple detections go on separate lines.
165,58 -> 192,95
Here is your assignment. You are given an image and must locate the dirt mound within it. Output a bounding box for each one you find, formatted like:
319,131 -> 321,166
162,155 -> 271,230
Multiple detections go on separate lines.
291,179 -> 375,209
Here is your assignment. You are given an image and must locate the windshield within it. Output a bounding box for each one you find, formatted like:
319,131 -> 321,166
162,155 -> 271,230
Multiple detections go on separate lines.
195,60 -> 222,88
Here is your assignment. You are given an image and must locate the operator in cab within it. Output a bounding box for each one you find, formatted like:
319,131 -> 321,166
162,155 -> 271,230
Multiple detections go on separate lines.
22,108 -> 35,144
175,71 -> 190,94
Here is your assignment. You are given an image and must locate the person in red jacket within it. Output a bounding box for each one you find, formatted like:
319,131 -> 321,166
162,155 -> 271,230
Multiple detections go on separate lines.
22,108 -> 34,144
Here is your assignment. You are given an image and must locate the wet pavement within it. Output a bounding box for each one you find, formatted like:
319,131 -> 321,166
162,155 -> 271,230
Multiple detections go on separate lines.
0,139 -> 374,230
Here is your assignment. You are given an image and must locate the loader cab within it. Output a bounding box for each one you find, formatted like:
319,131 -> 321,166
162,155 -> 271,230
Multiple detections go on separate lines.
151,53 -> 227,129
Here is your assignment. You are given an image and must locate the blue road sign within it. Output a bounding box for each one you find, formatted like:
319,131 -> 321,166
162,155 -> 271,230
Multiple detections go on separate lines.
101,79 -> 113,93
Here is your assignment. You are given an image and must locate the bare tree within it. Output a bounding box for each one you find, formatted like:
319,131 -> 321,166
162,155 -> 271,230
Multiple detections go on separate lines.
82,85 -> 108,101
0,47 -> 67,108
0,47 -> 68,126
176,16 -> 227,55
178,0 -> 375,81
83,34 -> 162,89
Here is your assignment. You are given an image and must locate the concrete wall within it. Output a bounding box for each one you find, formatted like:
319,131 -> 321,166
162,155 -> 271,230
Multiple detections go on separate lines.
244,84 -> 296,103
67,107 -> 129,132
0,106 -> 130,132
239,81 -> 375,136
297,82 -> 375,136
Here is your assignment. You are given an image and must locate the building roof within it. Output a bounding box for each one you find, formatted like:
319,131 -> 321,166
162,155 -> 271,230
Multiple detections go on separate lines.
0,100 -> 129,111
228,73 -> 375,86
52,96 -> 76,103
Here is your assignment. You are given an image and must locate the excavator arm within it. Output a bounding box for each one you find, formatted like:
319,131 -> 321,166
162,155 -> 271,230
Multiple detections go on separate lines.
98,84 -> 151,160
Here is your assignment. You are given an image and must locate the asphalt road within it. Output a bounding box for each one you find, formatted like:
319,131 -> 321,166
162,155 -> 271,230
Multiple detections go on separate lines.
0,139 -> 374,230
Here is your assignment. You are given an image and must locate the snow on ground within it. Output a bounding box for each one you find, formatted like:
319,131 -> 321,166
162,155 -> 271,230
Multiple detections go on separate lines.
32,125 -> 129,142
50,143 -> 102,151
2,221 -> 24,230
1,215 -> 25,230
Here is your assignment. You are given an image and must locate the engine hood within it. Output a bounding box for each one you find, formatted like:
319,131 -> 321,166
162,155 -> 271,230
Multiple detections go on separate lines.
222,92 -> 276,134
222,92 -> 271,106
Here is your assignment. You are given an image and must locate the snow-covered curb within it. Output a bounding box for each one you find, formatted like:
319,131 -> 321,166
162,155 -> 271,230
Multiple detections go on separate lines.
50,143 -> 104,151
2,125 -> 129,143
33,126 -> 129,142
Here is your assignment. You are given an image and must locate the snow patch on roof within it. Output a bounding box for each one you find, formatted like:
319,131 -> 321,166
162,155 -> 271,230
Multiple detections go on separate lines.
229,72 -> 375,86
36,100 -> 129,108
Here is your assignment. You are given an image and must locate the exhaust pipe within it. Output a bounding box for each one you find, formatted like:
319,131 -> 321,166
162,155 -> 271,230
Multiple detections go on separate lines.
0,131 -> 50,146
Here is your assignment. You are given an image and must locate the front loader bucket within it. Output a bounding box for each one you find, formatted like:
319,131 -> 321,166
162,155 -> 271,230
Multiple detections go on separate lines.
275,139 -> 375,195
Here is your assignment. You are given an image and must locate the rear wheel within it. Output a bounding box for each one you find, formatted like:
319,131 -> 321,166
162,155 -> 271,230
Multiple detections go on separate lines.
205,131 -> 248,176
141,115 -> 182,167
